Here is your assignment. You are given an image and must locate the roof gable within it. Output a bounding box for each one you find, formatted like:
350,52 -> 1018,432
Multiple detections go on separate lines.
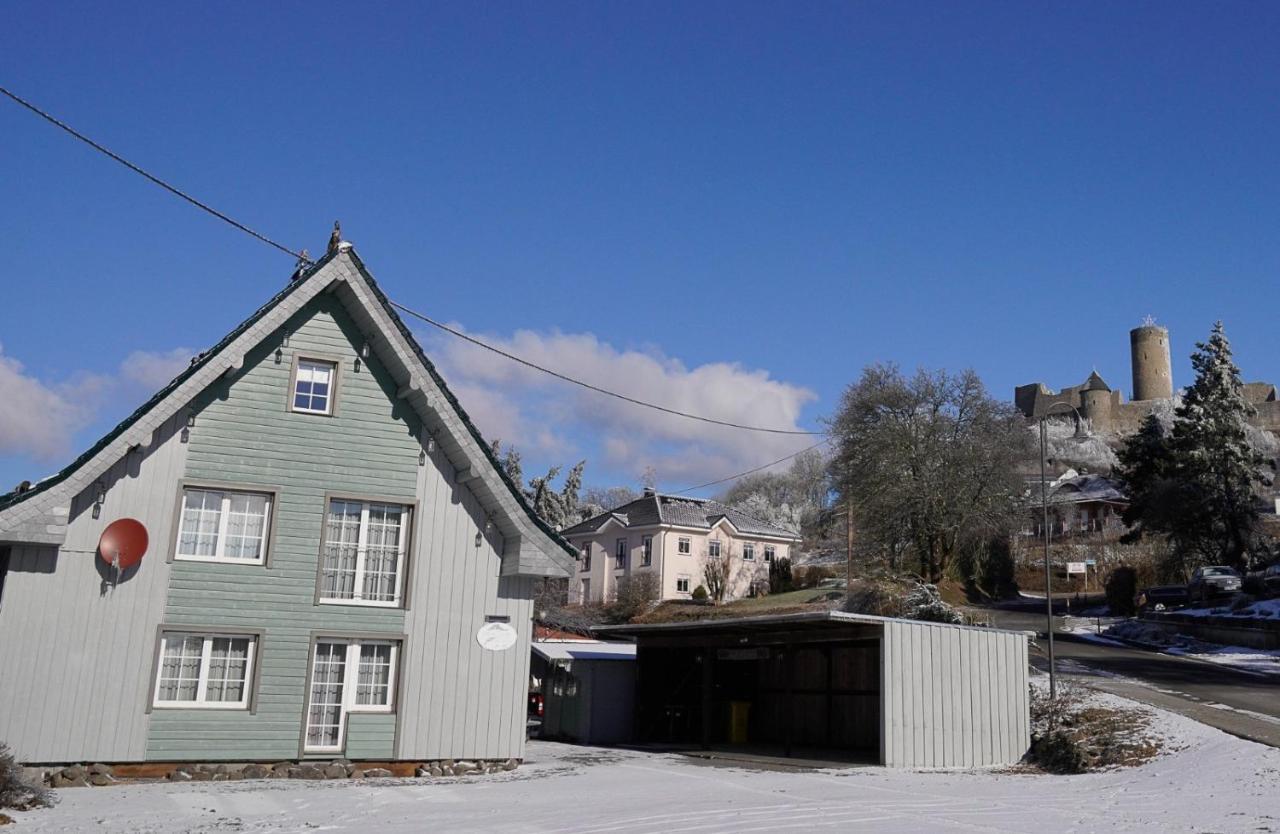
0,249 -> 576,575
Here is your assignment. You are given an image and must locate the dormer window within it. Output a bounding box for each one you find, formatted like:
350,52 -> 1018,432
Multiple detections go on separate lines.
291,358 -> 337,415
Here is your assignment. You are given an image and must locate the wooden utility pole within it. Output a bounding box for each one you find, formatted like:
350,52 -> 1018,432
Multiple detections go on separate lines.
846,496 -> 854,589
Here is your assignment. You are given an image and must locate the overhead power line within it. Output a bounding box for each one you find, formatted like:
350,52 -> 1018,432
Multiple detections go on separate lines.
3,84 -> 824,439
0,84 -> 308,263
390,300 -> 825,437
669,438 -> 832,495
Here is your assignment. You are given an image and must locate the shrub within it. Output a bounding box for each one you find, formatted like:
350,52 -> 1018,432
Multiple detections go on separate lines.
691,585 -> 709,602
1105,566 -> 1138,617
0,743 -> 51,812
792,564 -> 837,589
769,557 -> 795,594
1028,731 -> 1088,774
604,573 -> 661,624
901,582 -> 964,624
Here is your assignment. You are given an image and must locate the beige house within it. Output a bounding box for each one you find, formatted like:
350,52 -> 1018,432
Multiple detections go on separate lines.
560,490 -> 801,604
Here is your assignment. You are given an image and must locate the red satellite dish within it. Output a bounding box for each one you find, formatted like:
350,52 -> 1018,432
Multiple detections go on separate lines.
97,518 -> 149,571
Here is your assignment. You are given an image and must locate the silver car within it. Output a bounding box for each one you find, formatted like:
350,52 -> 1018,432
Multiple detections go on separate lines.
1188,566 -> 1242,603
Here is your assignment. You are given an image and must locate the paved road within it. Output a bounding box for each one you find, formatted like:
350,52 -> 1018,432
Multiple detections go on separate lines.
982,608 -> 1280,747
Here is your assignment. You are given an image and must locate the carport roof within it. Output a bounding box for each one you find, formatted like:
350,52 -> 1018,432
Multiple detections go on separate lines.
595,610 -> 1034,639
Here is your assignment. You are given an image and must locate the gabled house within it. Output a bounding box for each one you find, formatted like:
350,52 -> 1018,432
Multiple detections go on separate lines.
559,490 -> 800,603
0,244 -> 575,766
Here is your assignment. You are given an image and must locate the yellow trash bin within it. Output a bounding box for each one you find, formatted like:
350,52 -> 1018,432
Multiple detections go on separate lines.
729,701 -> 751,744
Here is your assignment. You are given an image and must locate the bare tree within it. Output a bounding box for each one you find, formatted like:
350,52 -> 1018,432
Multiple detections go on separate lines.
828,364 -> 1032,583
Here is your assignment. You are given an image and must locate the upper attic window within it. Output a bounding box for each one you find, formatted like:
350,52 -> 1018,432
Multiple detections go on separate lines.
291,358 -> 337,415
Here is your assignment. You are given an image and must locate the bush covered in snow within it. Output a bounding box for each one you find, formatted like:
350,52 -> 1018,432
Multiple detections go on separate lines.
0,743 -> 51,812
1027,683 -> 1161,773
901,582 -> 965,624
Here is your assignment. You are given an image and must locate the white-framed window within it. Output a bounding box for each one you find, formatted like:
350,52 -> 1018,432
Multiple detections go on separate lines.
580,578 -> 591,602
304,639 -> 399,753
153,632 -> 255,709
678,536 -> 692,555
764,545 -> 777,563
642,535 -> 653,566
176,488 -> 272,564
743,543 -> 755,561
708,539 -> 722,558
581,543 -> 592,572
615,538 -> 628,570
293,359 -> 336,415
676,575 -> 691,594
320,499 -> 409,607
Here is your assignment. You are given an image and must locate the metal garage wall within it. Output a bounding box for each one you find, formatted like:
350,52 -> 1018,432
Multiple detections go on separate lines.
880,620 -> 1029,768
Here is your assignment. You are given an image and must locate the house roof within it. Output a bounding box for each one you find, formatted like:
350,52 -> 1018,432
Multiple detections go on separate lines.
532,640 -> 637,662
0,247 -> 577,573
561,492 -> 800,540
594,610 -> 1034,639
1027,472 -> 1128,506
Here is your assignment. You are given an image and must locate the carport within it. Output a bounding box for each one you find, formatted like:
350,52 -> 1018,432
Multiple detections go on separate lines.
597,611 -> 1030,768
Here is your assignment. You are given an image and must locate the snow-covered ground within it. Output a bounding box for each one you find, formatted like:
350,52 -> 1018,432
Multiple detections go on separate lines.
1179,598 -> 1280,620
1066,617 -> 1280,677
9,690 -> 1280,833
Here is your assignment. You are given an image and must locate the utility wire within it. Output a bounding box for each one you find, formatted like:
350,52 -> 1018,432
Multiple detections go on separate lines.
3,84 -> 823,439
390,299 -> 826,436
0,84 -> 309,263
669,438 -> 832,495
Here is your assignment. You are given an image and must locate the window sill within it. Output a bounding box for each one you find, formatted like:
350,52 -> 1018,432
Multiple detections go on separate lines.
317,599 -> 402,609
174,555 -> 266,567
151,702 -> 250,711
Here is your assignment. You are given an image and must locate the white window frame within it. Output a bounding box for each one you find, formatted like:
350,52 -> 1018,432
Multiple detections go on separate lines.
303,639 -> 399,754
743,542 -> 755,561
764,545 -> 777,562
615,538 -> 628,570
708,539 -> 722,558
292,358 -> 337,415
677,536 -> 692,555
152,632 -> 256,710
581,543 -> 592,572
319,499 -> 410,608
580,578 -> 591,602
641,535 -> 653,566
676,575 -> 691,594
175,488 -> 273,565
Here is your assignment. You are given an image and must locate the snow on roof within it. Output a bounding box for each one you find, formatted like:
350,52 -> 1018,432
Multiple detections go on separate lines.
532,640 -> 637,662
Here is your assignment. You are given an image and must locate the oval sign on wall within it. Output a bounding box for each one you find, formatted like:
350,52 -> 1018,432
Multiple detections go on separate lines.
476,622 -> 518,652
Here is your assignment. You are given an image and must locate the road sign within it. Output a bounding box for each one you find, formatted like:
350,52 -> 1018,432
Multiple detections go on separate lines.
1066,562 -> 1087,575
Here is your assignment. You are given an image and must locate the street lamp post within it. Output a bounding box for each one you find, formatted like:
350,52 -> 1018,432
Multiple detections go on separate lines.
1038,402 -> 1083,701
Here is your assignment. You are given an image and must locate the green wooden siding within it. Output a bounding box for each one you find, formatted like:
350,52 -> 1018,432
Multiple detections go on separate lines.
345,714 -> 397,760
147,296 -> 419,760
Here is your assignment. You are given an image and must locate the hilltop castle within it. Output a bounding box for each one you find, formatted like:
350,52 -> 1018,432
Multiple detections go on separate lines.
1015,322 -> 1280,435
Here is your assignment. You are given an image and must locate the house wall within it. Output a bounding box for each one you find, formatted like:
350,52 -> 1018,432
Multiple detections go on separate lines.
0,413 -> 188,763
565,527 -> 790,604
880,620 -> 1029,768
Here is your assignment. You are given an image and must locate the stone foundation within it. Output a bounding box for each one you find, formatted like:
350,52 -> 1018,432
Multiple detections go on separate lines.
36,758 -> 520,788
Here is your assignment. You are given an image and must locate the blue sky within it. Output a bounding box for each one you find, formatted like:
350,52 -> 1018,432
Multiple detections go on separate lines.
3,2 -> 1279,495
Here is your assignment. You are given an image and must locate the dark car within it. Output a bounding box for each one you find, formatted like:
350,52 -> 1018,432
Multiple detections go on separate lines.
1136,584 -> 1190,612
1188,566 -> 1242,603
1262,564 -> 1280,596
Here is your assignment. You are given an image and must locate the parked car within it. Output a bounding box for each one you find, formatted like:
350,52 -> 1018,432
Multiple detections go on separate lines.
1135,585 -> 1190,612
1187,566 -> 1242,603
1262,563 -> 1280,597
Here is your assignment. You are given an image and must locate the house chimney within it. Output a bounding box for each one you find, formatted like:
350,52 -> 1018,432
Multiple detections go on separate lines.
643,487 -> 656,497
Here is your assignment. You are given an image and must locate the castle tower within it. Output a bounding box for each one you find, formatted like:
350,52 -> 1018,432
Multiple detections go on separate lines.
1079,371 -> 1113,432
1130,322 -> 1173,401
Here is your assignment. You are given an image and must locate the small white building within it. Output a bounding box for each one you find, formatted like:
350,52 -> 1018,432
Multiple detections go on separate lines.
560,490 -> 800,604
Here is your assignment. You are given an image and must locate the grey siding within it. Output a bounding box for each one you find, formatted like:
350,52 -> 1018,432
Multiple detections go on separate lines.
0,414 -> 188,762
881,621 -> 1029,768
147,297 -> 416,760
395,445 -> 536,760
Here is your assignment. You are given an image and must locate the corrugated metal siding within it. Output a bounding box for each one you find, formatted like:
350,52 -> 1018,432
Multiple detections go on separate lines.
881,621 -> 1029,768
0,414 -> 188,762
147,298 -> 415,760
395,441 -> 535,761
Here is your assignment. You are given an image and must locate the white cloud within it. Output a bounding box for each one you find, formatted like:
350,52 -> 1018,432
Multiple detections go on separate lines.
0,345 -> 93,461
120,347 -> 195,390
422,325 -> 818,487
0,345 -> 196,465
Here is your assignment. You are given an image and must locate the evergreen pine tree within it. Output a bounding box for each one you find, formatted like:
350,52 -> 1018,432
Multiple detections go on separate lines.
1116,322 -> 1262,573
